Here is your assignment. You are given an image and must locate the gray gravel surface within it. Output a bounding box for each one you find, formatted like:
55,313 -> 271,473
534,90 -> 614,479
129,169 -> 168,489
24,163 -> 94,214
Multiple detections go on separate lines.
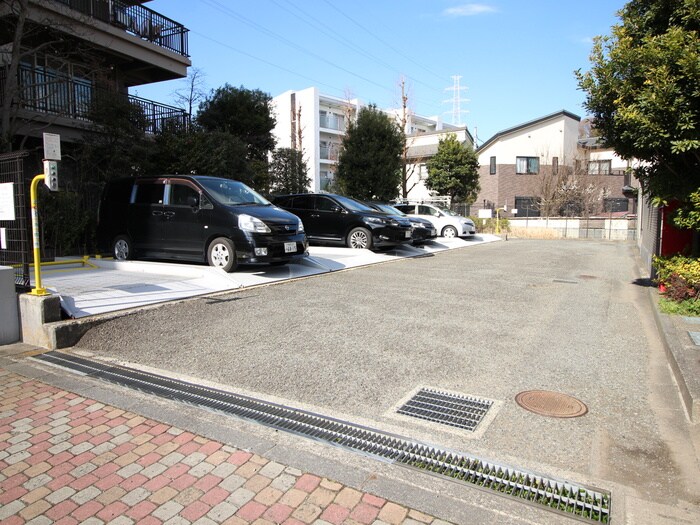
76,239 -> 700,514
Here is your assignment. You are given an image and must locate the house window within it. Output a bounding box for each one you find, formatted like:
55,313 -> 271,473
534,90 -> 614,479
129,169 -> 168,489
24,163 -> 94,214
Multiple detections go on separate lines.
552,157 -> 559,175
603,198 -> 629,213
489,156 -> 496,174
514,196 -> 540,217
588,160 -> 612,175
516,156 -> 539,174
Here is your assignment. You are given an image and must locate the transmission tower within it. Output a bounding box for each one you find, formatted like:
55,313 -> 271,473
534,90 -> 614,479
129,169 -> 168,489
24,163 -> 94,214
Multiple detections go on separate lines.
443,75 -> 469,126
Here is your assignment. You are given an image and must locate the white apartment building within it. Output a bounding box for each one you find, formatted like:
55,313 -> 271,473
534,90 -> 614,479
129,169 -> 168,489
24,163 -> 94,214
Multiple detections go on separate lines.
272,87 -> 361,192
272,87 -> 470,196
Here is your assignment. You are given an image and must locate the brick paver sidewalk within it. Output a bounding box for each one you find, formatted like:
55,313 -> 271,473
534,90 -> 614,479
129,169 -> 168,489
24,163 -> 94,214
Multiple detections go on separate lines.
0,369 -> 451,525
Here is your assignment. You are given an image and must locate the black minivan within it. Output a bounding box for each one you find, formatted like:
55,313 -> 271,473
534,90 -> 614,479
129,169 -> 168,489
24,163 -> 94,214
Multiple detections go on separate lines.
272,193 -> 412,249
97,176 -> 308,272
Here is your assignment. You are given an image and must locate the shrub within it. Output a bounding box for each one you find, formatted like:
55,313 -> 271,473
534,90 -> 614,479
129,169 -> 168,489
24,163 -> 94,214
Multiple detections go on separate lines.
652,255 -> 700,303
470,216 -> 510,234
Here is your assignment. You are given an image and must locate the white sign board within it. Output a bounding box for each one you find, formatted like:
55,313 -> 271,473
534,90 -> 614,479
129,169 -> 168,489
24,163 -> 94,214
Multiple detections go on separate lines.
478,208 -> 492,219
0,183 -> 15,221
43,133 -> 61,160
0,228 -> 6,250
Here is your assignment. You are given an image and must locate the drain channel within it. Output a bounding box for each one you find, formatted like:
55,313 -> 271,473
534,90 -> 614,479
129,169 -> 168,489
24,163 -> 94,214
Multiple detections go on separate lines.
397,388 -> 492,431
34,352 -> 611,523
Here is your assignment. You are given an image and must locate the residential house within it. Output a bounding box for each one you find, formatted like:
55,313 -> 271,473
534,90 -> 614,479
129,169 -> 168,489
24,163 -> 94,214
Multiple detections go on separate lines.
473,110 -> 634,217
401,126 -> 473,202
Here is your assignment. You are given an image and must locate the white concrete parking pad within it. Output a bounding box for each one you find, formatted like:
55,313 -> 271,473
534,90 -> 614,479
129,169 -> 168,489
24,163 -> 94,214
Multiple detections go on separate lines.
37,234 -> 500,318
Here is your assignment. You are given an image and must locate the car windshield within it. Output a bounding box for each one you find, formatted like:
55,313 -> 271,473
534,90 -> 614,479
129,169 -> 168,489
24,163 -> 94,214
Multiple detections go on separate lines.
376,204 -> 406,216
198,178 -> 270,206
439,207 -> 458,216
335,195 -> 374,212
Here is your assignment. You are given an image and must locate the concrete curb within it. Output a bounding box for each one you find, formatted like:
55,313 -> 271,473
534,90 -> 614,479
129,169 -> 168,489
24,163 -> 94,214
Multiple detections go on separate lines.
648,286 -> 700,423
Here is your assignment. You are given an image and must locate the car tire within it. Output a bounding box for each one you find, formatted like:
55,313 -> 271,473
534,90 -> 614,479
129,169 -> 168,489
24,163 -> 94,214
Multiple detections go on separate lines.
347,227 -> 372,249
207,237 -> 237,272
112,235 -> 133,261
442,225 -> 458,238
269,261 -> 288,266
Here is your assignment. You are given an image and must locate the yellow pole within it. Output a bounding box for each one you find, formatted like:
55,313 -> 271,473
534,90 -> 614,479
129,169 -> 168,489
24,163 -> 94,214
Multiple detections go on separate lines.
29,174 -> 49,296
495,208 -> 501,234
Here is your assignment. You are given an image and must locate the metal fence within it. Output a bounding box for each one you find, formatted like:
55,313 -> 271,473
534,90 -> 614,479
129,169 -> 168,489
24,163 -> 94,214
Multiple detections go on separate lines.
5,63 -> 188,134
55,0 -> 189,57
0,151 -> 30,290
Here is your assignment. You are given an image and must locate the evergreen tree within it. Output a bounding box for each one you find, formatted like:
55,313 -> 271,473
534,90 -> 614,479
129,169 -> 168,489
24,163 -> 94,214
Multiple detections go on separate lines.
269,148 -> 310,195
577,0 -> 700,202
336,104 -> 403,201
425,134 -> 480,202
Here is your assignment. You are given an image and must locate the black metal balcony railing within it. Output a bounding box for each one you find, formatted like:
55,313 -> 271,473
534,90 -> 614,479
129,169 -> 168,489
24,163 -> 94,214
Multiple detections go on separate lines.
54,0 -> 189,57
4,64 -> 188,134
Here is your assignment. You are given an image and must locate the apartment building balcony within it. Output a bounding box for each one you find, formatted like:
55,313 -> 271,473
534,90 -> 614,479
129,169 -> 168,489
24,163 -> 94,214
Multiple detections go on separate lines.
2,64 -> 187,138
3,1 -> 191,85
54,0 -> 189,57
319,113 -> 345,133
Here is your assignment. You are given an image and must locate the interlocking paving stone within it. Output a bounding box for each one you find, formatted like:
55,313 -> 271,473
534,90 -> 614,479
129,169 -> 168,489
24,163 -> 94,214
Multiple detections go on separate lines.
0,370 -> 453,525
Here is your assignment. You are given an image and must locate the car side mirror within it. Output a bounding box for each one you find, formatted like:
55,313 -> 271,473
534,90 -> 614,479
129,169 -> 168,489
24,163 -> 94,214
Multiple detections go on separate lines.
187,195 -> 199,209
331,205 -> 342,213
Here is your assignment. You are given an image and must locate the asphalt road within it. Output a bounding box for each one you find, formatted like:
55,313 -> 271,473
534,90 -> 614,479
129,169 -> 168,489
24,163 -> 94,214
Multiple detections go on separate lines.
75,239 -> 700,524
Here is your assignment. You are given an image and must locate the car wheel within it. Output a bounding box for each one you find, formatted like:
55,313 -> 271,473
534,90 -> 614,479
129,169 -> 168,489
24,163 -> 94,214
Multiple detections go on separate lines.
207,237 -> 237,272
347,227 -> 372,249
442,225 -> 458,238
112,235 -> 133,261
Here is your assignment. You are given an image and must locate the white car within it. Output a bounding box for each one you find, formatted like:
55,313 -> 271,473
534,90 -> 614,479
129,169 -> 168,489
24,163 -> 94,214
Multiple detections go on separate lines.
394,203 -> 476,238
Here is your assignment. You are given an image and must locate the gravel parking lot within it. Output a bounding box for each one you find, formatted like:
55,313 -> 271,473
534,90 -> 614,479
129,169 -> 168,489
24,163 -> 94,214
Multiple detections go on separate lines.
75,239 -> 700,522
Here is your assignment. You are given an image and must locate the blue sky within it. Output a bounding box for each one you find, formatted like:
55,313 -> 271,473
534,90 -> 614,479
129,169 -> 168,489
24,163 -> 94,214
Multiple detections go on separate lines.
135,0 -> 624,144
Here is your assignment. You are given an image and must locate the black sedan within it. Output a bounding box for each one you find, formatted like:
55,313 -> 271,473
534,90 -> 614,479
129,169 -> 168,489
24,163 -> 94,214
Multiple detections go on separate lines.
272,193 -> 413,249
365,202 -> 438,244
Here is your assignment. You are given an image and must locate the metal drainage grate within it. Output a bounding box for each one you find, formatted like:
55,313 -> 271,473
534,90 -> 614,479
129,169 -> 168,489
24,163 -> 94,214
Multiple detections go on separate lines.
34,352 -> 611,523
397,388 -> 492,431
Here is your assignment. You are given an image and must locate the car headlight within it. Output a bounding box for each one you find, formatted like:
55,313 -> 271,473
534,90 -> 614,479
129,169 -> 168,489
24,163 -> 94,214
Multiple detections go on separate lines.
410,222 -> 425,228
298,220 -> 305,233
460,219 -> 474,226
365,217 -> 386,225
238,214 -> 271,233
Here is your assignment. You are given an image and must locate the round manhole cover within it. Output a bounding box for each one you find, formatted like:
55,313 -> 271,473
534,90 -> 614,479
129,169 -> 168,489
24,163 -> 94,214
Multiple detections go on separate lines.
515,390 -> 588,418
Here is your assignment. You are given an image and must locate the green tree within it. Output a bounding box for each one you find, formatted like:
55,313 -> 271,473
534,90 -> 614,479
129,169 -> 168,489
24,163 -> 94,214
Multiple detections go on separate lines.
336,104 -> 403,201
78,94 -> 150,182
269,148 -> 310,195
196,85 -> 276,189
425,134 -> 480,202
576,0 -> 700,202
150,125 -> 253,183
196,84 -> 276,162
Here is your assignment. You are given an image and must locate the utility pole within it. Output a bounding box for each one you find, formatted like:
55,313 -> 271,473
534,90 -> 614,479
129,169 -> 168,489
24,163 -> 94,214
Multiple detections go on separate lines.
443,75 -> 469,126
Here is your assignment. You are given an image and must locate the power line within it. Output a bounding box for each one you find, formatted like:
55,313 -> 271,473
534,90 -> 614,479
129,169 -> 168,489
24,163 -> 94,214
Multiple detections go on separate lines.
272,0 -> 443,96
320,0 -> 446,85
198,0 -> 395,95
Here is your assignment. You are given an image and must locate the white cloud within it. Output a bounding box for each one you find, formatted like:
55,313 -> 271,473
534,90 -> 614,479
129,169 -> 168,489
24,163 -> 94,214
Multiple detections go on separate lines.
443,4 -> 497,17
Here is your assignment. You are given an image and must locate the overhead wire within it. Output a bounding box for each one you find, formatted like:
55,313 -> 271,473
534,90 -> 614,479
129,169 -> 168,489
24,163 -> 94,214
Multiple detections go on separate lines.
194,0 -> 445,114
198,0 -> 396,95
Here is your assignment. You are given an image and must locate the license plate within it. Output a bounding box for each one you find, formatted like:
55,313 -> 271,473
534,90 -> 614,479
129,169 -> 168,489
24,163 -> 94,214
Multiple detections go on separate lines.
284,242 -> 297,253
405,231 -> 412,238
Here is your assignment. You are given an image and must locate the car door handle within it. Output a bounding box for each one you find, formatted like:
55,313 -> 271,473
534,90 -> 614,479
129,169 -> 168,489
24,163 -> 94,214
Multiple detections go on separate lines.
152,210 -> 163,216
164,211 -> 175,218
310,213 -> 320,218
